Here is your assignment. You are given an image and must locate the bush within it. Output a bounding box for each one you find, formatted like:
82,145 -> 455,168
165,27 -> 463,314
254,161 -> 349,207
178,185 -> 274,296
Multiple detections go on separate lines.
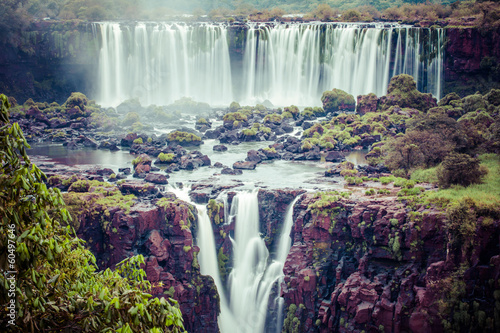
158,153 -> 175,162
437,152 -> 488,188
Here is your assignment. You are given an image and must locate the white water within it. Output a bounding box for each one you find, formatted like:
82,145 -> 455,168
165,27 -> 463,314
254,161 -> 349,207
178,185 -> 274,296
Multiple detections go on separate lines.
216,191 -> 299,333
96,22 -> 233,107
241,23 -> 444,106
169,186 -> 300,332
95,22 -> 444,108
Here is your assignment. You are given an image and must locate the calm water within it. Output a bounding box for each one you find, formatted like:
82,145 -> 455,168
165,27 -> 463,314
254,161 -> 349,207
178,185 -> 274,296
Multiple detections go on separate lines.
28,120 -> 366,190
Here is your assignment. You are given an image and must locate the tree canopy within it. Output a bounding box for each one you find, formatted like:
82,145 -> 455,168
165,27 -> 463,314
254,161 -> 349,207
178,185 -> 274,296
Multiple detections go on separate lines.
0,94 -> 185,332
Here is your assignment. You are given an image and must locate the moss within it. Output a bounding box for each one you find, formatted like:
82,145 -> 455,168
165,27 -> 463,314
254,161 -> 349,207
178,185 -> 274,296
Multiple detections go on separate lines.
157,153 -> 175,163
166,131 -> 201,144
242,128 -> 257,136
64,92 -> 88,110
223,111 -> 247,122
122,112 -> 140,126
207,199 -> 224,225
321,88 -> 355,112
263,113 -> 283,124
133,137 -> 143,144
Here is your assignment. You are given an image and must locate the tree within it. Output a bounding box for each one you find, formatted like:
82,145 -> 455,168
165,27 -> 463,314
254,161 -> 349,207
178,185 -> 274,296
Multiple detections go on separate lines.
382,130 -> 453,172
0,94 -> 185,332
437,152 -> 488,188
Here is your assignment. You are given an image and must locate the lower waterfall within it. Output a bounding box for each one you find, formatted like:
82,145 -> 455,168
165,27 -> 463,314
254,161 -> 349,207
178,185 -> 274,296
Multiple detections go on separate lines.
167,184 -> 300,332
194,190 -> 299,333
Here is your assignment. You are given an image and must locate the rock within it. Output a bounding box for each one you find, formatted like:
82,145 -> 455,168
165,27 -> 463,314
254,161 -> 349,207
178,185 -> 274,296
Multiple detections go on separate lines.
121,133 -> 138,147
233,161 -> 257,170
246,149 -> 266,163
221,168 -> 243,175
356,93 -> 378,115
96,168 -> 114,176
119,167 -> 131,175
324,151 -> 345,162
378,74 -> 437,112
302,121 -> 313,130
99,141 -> 120,151
213,144 -> 228,152
145,173 -> 169,184
321,88 -> 356,113
281,123 -> 294,133
119,180 -> 157,196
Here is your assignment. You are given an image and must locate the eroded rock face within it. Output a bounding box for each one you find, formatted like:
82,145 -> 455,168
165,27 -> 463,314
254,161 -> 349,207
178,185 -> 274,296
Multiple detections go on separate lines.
280,194 -> 500,333
72,193 -> 220,333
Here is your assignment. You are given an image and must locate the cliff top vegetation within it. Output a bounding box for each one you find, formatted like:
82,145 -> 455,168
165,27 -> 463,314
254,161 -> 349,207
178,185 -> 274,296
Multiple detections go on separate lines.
4,0 -> 499,27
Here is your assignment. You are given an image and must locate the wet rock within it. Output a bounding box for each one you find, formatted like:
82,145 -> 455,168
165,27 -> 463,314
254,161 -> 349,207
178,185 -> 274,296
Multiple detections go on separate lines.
121,133 -> 138,147
119,167 -> 131,175
233,161 -> 257,170
213,144 -> 228,152
221,167 -> 243,175
145,173 -> 169,185
118,180 -> 157,196
246,149 -> 266,163
324,151 -> 345,163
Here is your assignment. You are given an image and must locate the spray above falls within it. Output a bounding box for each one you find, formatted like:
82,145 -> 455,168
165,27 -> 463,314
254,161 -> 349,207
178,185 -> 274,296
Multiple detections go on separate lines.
94,22 -> 444,107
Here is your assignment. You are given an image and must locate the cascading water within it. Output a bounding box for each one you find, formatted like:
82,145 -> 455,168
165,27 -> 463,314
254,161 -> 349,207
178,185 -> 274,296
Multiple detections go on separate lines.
217,191 -> 299,333
96,22 -> 233,107
94,21 -> 444,108
241,23 -> 444,106
170,185 -> 300,332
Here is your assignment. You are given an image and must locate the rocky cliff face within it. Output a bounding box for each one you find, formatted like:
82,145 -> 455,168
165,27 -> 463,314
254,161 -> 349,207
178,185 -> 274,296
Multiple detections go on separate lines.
444,27 -> 500,97
61,181 -> 220,333
279,193 -> 500,333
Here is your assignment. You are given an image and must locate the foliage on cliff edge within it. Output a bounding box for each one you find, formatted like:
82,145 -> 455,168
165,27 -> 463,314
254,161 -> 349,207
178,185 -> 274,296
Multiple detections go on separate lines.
0,94 -> 185,332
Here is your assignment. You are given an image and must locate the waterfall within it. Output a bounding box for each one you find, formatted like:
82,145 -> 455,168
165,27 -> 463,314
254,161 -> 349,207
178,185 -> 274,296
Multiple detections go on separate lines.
95,22 -> 444,107
242,23 -> 444,106
218,191 -> 299,333
167,186 -> 300,331
96,22 -> 233,107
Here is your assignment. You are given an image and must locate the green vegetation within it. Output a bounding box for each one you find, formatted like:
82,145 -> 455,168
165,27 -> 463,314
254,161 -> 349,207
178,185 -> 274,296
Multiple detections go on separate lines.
207,199 -> 224,225
437,152 -> 488,188
166,131 -> 201,145
158,152 -> 175,163
0,95 -> 184,332
424,154 -> 499,210
321,88 -> 355,113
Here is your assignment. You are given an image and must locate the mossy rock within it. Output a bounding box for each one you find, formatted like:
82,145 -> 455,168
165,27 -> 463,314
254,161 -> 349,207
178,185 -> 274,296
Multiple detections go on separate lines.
462,93 -> 487,114
438,92 -> 461,107
321,88 -> 355,113
166,131 -> 202,146
64,92 -> 88,110
484,88 -> 500,107
378,74 -> 437,113
122,112 -> 140,126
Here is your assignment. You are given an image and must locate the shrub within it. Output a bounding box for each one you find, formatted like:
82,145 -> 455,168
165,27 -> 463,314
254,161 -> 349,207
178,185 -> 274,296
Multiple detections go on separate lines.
64,92 -> 88,110
158,153 -> 175,162
437,152 -> 488,188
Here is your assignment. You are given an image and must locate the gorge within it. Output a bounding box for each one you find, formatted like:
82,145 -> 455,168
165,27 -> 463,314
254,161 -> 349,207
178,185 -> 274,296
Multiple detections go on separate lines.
0,9 -> 499,333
